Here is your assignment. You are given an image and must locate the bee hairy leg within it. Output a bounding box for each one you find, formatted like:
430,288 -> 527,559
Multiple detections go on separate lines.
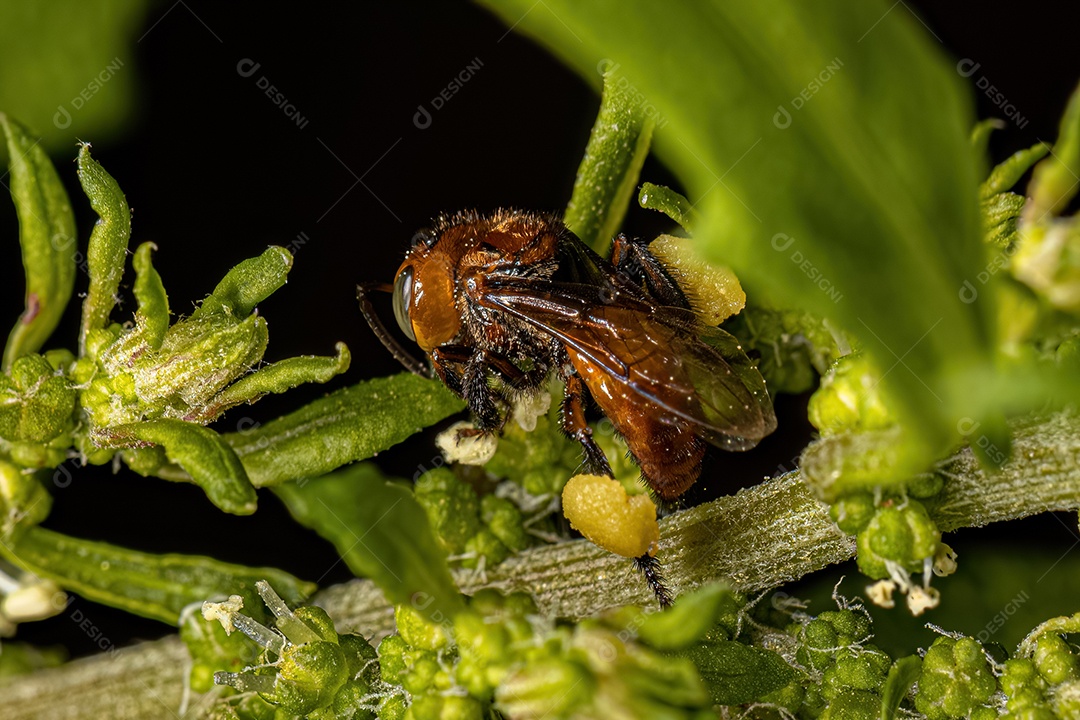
431,344 -> 479,397
478,351 -> 551,394
610,232 -> 691,310
560,373 -> 614,478
633,554 -> 674,609
461,351 -> 507,433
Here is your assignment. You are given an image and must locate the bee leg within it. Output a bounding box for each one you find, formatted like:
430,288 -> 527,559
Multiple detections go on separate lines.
433,344 -> 494,402
610,233 -> 691,310
563,371 -> 675,608
560,374 -> 613,477
479,352 -> 550,395
633,554 -> 674,608
462,352 -> 506,433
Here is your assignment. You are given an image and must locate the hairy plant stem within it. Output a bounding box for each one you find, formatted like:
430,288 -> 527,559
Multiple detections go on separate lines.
3,410 -> 1078,719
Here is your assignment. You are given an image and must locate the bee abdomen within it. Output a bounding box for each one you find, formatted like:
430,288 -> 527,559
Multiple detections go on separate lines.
626,419 -> 705,501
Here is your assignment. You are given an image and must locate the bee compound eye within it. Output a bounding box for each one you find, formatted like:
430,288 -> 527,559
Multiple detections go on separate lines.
392,265 -> 417,341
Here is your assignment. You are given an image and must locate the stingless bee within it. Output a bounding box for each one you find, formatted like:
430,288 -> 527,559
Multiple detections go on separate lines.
359,209 -> 776,604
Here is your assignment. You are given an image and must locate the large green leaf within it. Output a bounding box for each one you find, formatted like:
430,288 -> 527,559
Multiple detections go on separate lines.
274,464 -> 465,620
480,0 -> 990,475
0,1 -> 147,150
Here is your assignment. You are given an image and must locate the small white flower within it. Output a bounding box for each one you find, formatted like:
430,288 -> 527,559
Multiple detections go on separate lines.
436,421 -> 498,465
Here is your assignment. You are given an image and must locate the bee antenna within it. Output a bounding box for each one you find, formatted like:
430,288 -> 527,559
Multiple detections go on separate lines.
633,554 -> 674,609
356,282 -> 430,377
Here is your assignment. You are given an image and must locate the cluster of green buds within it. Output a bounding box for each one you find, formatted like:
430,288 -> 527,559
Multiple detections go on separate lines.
0,136 -> 349,520
761,605 -> 900,719
0,351 -> 78,470
201,578 -> 1080,720
378,585 -> 738,720
723,305 -> 848,395
374,591 -> 537,719
802,354 -> 954,614
202,580 -> 383,719
1000,613 -> 1080,719
485,397 -> 641,501
413,468 -> 530,570
69,225 -> 348,516
915,635 -> 997,719
210,583 -> 778,719
828,483 -> 956,616
431,377 -> 648,570
482,385 -> 588,498
909,616 -> 1080,720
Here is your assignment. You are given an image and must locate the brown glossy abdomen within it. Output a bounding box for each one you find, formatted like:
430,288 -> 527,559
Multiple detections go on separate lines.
569,351 -> 705,501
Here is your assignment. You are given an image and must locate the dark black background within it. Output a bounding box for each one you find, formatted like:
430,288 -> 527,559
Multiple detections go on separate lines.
3,1 -> 1078,659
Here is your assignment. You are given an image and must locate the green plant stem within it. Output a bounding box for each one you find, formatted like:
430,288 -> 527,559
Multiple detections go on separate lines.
563,67 -> 654,254
3,410 -> 1079,719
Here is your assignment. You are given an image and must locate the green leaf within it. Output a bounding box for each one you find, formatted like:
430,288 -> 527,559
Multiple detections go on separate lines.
0,2 -> 146,150
273,464 -> 465,620
131,241 -> 169,349
189,342 -> 351,423
481,0 -> 991,478
0,114 -> 76,370
681,638 -> 797,706
1028,81 -> 1080,221
193,246 -> 293,320
970,118 -> 1003,167
980,142 -> 1049,199
97,418 -> 257,515
635,582 -> 733,650
880,655 -> 921,720
564,68 -> 655,253
223,373 -> 465,487
77,143 -> 131,355
0,526 -> 315,625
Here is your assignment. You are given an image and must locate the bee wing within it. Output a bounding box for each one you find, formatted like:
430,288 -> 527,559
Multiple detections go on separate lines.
476,277 -> 776,450
682,322 -> 778,449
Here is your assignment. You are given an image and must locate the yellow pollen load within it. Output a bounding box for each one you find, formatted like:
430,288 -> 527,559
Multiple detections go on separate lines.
561,474 -> 660,558
648,234 -> 746,325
